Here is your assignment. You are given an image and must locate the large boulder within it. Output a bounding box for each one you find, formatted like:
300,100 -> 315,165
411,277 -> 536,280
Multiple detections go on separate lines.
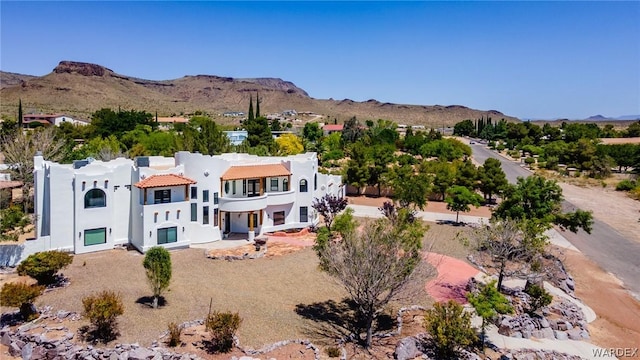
394,336 -> 423,360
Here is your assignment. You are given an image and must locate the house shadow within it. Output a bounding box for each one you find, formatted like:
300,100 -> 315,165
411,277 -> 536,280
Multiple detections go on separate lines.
78,324 -> 120,345
294,298 -> 395,345
135,296 -> 167,309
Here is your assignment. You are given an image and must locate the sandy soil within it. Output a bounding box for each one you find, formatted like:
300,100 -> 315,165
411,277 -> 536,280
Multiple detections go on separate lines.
559,182 -> 640,244
348,195 -> 493,218
599,137 -> 640,144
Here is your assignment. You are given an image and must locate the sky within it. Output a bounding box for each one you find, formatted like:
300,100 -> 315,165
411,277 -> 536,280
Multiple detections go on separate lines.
1,1 -> 639,120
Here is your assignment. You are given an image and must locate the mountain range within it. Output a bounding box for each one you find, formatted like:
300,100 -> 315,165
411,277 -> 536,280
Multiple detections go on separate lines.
0,61 -> 518,127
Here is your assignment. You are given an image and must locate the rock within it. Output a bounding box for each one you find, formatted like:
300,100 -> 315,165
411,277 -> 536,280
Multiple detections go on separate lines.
129,347 -> 155,360
0,331 -> 11,346
567,328 -> 583,340
554,330 -> 568,340
9,342 -> 22,357
565,277 -> 575,291
538,318 -> 550,328
56,310 -> 71,319
22,342 -> 33,360
580,330 -> 590,339
394,336 -> 423,360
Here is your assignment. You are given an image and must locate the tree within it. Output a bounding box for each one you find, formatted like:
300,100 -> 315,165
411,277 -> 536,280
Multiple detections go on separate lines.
493,175 -> 593,235
205,311 -> 242,353
317,217 -> 428,347
275,133 -> 304,155
82,290 -> 124,343
179,116 -> 231,155
477,158 -> 508,202
0,205 -> 30,242
247,94 -> 254,121
312,193 -> 348,231
344,141 -> 370,194
368,144 -> 395,196
18,98 -> 23,128
470,219 -> 546,291
424,300 -> 477,359
453,119 -> 475,137
454,159 -> 478,190
388,163 -> 431,210
143,247 -> 172,309
445,186 -> 483,223
341,116 -> 364,144
255,92 -> 261,118
466,280 -> 512,349
0,127 -> 67,212
427,161 -> 457,201
302,122 -> 323,143
17,250 -> 73,286
244,115 -> 273,149
0,282 -> 44,321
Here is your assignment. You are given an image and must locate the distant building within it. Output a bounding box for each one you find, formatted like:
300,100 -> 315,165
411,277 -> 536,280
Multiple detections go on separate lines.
22,114 -> 89,127
156,117 -> 189,129
224,130 -> 248,145
322,124 -> 344,135
223,112 -> 245,117
282,110 -> 297,117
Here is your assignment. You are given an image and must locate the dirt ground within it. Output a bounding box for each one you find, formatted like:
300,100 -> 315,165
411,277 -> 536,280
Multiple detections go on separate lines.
347,195 -> 493,218
559,182 -> 640,244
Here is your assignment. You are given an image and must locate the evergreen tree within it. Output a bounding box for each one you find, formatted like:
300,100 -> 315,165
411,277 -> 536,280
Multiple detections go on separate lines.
18,99 -> 23,128
248,95 -> 254,121
255,92 -> 260,118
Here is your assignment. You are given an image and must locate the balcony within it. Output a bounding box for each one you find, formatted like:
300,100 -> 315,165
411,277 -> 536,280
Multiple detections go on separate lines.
219,194 -> 268,212
266,190 -> 296,206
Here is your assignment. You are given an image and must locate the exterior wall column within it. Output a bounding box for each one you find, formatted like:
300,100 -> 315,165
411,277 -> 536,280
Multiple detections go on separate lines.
144,189 -> 148,205
248,210 -> 255,241
185,185 -> 189,201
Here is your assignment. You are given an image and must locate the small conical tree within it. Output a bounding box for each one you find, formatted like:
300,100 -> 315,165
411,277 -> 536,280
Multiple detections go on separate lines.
248,95 -> 254,121
255,92 -> 260,118
18,99 -> 23,128
143,247 -> 172,309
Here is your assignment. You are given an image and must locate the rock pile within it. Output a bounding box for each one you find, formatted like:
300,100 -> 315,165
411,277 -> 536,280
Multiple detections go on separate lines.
499,349 -> 583,360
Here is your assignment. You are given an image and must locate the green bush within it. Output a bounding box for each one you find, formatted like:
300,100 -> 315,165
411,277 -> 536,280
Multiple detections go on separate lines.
17,250 -> 73,285
0,282 -> 44,321
205,311 -> 242,353
524,284 -> 552,314
524,157 -> 536,165
424,300 -> 477,359
143,247 -> 172,309
82,290 -> 124,343
0,205 -> 29,234
167,322 -> 182,347
615,179 -> 637,191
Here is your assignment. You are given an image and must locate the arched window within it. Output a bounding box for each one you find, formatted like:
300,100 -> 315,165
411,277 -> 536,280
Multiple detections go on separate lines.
85,189 -> 106,208
299,179 -> 308,192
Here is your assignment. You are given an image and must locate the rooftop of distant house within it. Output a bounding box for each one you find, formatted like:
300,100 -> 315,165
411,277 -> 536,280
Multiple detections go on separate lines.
156,117 -> 190,123
323,124 -> 344,132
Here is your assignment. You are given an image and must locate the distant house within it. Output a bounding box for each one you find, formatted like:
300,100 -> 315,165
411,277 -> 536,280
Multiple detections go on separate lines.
224,130 -> 248,145
156,117 -> 189,129
322,124 -> 344,136
223,112 -> 245,117
282,110 -> 297,117
22,114 -> 89,127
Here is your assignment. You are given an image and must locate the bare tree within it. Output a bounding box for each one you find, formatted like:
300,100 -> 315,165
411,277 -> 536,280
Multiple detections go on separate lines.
318,218 -> 432,347
470,218 -> 547,291
0,127 -> 67,212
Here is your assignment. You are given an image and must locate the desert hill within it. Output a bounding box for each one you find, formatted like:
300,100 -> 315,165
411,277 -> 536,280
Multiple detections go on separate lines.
0,61 -> 519,126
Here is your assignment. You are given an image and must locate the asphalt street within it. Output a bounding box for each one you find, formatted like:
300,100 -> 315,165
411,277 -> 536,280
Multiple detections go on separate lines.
471,143 -> 640,300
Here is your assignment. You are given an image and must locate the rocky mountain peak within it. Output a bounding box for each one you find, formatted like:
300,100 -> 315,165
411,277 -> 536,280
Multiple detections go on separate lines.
53,61 -> 113,77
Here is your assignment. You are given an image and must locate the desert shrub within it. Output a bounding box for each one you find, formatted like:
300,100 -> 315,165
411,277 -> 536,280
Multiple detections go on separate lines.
17,250 -> 73,285
424,300 -> 477,359
205,311 -> 242,353
82,290 -> 124,343
615,179 -> 637,191
0,282 -> 44,321
524,284 -> 552,314
0,206 -> 29,234
167,322 -> 182,347
325,346 -> 341,358
524,157 -> 536,165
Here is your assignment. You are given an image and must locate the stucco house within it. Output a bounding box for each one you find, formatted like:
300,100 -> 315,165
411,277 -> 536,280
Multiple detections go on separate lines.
33,151 -> 343,254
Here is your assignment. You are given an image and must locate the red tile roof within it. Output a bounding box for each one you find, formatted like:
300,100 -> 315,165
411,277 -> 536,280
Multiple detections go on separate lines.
134,174 -> 196,189
221,164 -> 291,180
323,124 -> 344,131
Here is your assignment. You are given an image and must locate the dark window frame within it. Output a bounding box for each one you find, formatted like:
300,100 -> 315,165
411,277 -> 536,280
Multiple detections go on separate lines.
270,178 -> 279,191
203,190 -> 209,202
299,179 -> 308,192
273,211 -> 285,225
157,227 -> 177,244
203,206 -> 209,225
84,189 -> 107,208
190,203 -> 197,222
191,186 -> 198,199
300,206 -> 308,223
154,189 -> 171,204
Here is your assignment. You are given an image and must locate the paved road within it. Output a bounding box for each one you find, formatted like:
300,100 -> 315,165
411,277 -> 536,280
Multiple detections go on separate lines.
471,143 -> 640,300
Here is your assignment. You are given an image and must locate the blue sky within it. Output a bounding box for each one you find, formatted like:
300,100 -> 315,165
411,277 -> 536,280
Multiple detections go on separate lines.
1,1 -> 639,120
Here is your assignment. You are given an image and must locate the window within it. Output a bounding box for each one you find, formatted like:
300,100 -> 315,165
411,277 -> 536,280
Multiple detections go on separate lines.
247,213 -> 258,228
243,179 -> 247,195
283,178 -> 289,191
270,178 -> 279,191
213,192 -> 219,205
224,181 -> 230,194
154,189 -> 171,204
191,203 -> 197,222
232,181 -> 236,194
203,190 -> 209,202
191,186 -> 197,199
300,207 -> 308,223
84,189 -> 106,208
157,227 -> 177,244
299,179 -> 308,192
214,209 -> 219,227
203,206 -> 209,225
84,228 -> 106,246
273,211 -> 285,225
314,173 -> 318,190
